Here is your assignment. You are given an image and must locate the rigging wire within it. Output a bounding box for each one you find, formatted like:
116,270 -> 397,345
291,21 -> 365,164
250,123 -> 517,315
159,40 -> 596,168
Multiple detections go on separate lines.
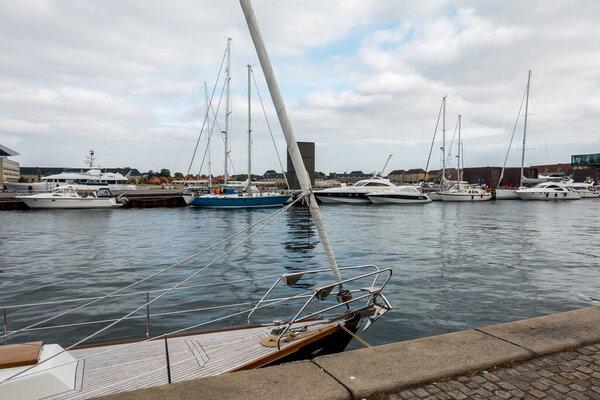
423,98 -> 445,182
1,192 -> 310,383
1,192 -> 308,342
251,68 -> 290,189
185,45 -> 228,178
497,84 -> 528,188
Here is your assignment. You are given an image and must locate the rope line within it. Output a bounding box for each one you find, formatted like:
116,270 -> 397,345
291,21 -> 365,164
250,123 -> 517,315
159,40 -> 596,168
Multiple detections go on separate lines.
1,192 -> 307,342
0,192 -> 309,384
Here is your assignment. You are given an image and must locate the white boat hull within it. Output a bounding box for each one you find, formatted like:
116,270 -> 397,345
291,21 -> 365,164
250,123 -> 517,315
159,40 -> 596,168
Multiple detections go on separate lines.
495,189 -> 520,200
517,192 -> 580,200
367,193 -> 431,204
428,192 -> 442,201
439,192 -> 492,202
314,194 -> 371,204
18,197 -> 122,209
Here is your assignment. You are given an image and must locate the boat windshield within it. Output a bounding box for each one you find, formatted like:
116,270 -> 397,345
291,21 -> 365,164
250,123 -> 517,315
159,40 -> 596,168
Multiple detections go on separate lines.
96,188 -> 114,198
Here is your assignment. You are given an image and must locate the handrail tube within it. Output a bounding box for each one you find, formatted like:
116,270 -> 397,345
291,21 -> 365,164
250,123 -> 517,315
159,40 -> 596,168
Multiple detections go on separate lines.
247,277 -> 281,322
276,291 -> 376,349
275,268 -> 392,349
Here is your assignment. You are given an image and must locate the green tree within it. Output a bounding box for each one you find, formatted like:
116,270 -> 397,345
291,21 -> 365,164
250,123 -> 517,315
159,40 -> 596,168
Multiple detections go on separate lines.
316,171 -> 326,179
159,168 -> 171,177
174,172 -> 184,178
146,170 -> 155,178
18,176 -> 26,182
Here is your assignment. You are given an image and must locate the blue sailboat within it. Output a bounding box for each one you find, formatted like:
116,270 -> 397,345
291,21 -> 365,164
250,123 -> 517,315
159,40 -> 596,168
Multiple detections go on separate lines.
184,62 -> 290,208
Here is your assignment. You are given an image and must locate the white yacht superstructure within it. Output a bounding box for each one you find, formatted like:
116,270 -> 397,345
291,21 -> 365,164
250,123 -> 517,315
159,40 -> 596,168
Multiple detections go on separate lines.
367,186 -> 431,204
5,169 -> 136,192
568,182 -> 598,198
516,182 -> 581,200
313,176 -> 397,204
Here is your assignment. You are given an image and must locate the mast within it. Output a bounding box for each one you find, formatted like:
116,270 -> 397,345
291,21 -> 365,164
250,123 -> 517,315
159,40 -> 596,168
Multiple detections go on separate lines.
205,81 -> 212,189
457,115 -> 461,190
441,96 -> 447,186
239,0 -> 343,286
520,70 -> 531,187
247,65 -> 252,195
224,37 -> 232,186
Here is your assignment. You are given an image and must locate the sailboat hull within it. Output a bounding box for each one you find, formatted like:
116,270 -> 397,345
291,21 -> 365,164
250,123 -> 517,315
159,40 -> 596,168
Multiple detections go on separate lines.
186,194 -> 291,208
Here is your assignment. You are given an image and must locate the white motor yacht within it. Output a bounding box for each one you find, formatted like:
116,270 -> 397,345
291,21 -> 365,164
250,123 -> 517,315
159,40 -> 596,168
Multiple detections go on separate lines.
367,186 -> 431,204
516,182 -> 581,200
569,182 -> 599,198
5,169 -> 136,192
439,185 -> 492,202
313,176 -> 397,204
16,186 -> 123,209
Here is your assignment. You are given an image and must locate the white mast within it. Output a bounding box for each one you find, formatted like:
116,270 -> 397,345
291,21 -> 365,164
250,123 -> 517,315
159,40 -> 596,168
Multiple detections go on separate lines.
224,37 -> 232,186
239,0 -> 343,286
457,115 -> 461,190
441,95 -> 447,186
205,81 -> 212,189
247,64 -> 252,195
520,70 -> 531,187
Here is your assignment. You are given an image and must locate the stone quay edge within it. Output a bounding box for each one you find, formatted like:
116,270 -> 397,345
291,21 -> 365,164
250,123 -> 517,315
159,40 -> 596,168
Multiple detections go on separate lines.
94,306 -> 600,400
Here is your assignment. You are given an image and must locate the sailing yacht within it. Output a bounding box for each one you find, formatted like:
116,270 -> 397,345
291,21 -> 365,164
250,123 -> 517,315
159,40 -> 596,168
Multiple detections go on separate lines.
439,115 -> 492,202
0,2 -> 391,398
182,48 -> 290,208
496,71 -> 544,199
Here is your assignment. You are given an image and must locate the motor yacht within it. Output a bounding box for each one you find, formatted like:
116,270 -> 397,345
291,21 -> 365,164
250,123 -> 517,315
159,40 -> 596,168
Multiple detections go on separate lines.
516,181 -> 581,200
16,185 -> 124,209
367,186 -> 431,204
5,169 -> 136,192
570,182 -> 599,198
313,176 -> 397,204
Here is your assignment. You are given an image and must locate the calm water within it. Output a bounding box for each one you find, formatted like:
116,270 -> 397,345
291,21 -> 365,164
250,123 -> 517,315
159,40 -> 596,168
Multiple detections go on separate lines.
0,200 -> 598,350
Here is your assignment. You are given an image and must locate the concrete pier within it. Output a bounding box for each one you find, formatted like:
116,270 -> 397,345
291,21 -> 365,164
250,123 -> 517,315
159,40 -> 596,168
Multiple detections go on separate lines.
93,306 -> 600,400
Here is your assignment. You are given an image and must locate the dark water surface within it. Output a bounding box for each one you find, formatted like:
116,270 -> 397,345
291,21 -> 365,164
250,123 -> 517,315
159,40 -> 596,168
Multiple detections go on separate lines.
0,200 -> 598,350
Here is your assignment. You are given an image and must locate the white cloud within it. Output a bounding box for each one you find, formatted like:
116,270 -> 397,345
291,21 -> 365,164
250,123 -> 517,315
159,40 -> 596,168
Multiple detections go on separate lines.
0,1 -> 599,174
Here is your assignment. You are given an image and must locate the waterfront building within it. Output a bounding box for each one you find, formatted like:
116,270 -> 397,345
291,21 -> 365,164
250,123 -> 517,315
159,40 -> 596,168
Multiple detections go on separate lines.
286,142 -> 315,189
0,144 -> 20,184
261,169 -> 286,186
387,168 -> 427,184
336,170 -> 371,184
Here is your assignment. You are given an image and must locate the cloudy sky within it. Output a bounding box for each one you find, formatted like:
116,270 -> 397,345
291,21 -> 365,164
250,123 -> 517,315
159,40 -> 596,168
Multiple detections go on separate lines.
1,0 -> 599,175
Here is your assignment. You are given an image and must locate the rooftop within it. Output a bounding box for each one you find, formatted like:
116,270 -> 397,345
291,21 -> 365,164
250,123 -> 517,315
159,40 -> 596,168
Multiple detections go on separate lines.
0,144 -> 19,157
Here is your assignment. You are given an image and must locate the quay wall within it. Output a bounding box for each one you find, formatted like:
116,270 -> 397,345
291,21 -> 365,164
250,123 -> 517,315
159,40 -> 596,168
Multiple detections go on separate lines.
94,306 -> 600,400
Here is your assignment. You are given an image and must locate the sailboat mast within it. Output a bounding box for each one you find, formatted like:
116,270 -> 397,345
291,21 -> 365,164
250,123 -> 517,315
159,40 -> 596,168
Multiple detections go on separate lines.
205,82 -> 212,189
457,115 -> 461,190
239,0 -> 343,286
224,37 -> 232,186
247,65 -> 252,195
442,95 -> 447,186
520,70 -> 531,187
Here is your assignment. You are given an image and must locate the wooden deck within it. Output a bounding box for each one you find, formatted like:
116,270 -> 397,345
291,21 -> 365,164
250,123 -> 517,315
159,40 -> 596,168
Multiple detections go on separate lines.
43,320 -> 336,399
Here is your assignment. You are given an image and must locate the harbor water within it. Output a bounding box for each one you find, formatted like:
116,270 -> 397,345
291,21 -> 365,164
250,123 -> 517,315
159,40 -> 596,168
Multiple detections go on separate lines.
0,200 -> 598,350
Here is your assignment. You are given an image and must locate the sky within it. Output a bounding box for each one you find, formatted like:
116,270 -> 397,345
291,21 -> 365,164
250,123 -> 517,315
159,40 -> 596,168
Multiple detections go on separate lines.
1,0 -> 599,175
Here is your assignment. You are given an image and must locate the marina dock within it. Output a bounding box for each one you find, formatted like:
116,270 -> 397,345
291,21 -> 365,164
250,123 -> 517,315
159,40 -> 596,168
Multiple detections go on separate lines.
95,306 -> 600,400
